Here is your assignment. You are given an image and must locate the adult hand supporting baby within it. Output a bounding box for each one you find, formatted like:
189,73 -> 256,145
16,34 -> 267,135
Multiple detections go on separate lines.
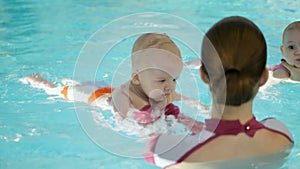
282,61 -> 300,81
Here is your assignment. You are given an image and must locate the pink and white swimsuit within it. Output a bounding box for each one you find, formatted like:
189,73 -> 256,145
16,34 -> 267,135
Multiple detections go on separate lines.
271,59 -> 291,77
146,116 -> 293,168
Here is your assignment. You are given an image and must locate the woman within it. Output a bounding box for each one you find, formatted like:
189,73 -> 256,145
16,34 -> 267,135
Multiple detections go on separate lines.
145,16 -> 294,169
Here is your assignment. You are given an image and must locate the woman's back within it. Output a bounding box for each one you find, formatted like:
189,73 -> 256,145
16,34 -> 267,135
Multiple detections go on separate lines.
168,146 -> 292,169
184,128 -> 292,162
148,117 -> 293,168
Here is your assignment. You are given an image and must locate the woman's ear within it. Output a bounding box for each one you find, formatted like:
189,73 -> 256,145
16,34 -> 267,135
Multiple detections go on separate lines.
200,68 -> 210,84
131,72 -> 140,85
259,68 -> 269,86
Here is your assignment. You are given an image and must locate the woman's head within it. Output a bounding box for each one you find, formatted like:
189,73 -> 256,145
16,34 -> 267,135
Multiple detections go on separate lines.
200,16 -> 267,106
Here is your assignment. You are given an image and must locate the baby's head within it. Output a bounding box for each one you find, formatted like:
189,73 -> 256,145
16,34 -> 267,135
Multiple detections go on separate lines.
201,16 -> 267,106
132,33 -> 181,57
281,21 -> 300,68
131,33 -> 183,101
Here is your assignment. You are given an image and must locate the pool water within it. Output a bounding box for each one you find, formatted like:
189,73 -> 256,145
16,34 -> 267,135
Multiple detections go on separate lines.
1,0 -> 300,168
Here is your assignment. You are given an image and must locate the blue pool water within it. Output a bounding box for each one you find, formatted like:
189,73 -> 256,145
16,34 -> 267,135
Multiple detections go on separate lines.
1,0 -> 300,168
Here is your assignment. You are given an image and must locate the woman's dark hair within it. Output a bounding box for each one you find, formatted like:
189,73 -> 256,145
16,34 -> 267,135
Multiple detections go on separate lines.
201,16 -> 267,106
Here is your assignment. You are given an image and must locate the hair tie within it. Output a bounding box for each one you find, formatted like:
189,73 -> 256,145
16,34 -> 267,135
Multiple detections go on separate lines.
225,68 -> 240,74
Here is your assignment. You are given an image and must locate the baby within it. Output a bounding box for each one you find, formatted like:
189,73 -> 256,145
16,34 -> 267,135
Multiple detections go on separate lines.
23,33 -> 204,133
272,21 -> 300,81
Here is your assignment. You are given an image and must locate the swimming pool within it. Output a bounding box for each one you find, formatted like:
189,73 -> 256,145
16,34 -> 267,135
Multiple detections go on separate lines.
1,0 -> 299,168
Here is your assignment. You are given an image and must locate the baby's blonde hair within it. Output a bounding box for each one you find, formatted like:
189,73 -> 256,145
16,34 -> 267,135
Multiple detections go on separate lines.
132,33 -> 181,59
282,21 -> 300,42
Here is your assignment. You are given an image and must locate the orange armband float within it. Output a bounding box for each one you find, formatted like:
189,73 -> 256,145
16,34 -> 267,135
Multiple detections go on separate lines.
88,87 -> 114,104
61,86 -> 69,99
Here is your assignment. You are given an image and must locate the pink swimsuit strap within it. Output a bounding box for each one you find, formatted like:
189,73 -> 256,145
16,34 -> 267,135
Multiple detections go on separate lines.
134,103 -> 180,125
271,59 -> 291,76
205,116 -> 264,137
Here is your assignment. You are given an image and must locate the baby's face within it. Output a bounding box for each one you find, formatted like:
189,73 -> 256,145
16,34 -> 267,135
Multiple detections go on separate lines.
138,69 -> 178,102
282,29 -> 300,68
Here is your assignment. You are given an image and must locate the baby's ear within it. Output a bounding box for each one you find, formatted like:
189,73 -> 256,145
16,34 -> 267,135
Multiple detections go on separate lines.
131,72 -> 140,85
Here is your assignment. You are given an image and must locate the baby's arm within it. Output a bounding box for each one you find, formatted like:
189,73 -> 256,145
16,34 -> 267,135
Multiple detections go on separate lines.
172,92 -> 209,111
281,62 -> 300,81
184,58 -> 202,69
272,66 -> 290,79
110,82 -> 131,119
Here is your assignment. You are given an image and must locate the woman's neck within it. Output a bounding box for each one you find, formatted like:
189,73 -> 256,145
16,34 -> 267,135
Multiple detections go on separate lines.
211,100 -> 254,124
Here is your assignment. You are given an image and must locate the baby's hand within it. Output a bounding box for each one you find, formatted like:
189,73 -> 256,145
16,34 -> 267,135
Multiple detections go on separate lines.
282,62 -> 300,81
